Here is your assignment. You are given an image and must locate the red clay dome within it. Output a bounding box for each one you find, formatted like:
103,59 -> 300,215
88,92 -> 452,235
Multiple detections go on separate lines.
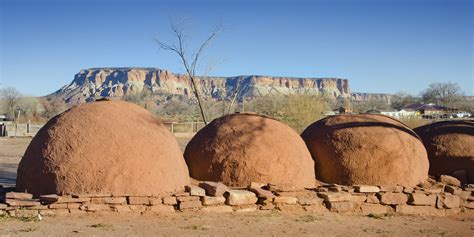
301,114 -> 429,186
16,100 -> 190,197
414,120 -> 474,184
184,113 -> 316,188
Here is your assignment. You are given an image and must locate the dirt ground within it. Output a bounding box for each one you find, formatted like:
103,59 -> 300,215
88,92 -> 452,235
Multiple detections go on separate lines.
1,211 -> 473,236
1,137 -> 474,236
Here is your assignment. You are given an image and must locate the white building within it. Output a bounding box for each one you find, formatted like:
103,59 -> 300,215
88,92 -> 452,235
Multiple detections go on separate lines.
380,109 -> 417,119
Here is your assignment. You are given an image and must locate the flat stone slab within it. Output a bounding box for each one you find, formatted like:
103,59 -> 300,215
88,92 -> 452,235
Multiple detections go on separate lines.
354,185 -> 380,193
408,193 -> 436,206
201,196 -> 225,206
273,196 -> 297,204
378,192 -> 408,205
317,192 -> 351,202
5,192 -> 33,200
199,182 -> 228,197
248,183 -> 275,199
185,185 -> 206,197
225,190 -> 257,206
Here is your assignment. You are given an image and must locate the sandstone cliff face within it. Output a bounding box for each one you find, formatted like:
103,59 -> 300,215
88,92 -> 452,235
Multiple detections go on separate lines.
351,92 -> 393,104
49,68 -> 351,104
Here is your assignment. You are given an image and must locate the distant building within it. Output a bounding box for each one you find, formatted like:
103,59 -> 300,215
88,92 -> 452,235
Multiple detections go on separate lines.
402,103 -> 448,115
364,109 -> 416,119
380,109 -> 416,119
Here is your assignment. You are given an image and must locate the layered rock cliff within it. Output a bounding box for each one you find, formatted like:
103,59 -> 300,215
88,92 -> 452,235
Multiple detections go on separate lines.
48,67 -> 352,104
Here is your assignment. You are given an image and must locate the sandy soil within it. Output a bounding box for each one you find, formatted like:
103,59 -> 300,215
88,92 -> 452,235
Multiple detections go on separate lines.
1,211 -> 473,236
0,137 -> 31,187
1,137 -> 474,236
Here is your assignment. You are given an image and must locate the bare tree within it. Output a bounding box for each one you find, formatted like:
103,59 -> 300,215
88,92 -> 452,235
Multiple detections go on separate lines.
0,86 -> 21,119
226,77 -> 243,114
156,21 -> 221,125
421,82 -> 462,108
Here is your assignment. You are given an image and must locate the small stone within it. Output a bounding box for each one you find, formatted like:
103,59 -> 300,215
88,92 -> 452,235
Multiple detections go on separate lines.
297,197 -> 324,205
438,175 -> 461,187
67,203 -> 81,209
422,187 -> 444,194
354,185 -> 380,193
48,203 -> 68,209
201,196 -> 225,205
403,187 -> 414,194
147,205 -> 175,213
268,184 -> 300,192
317,192 -> 351,202
463,184 -> 474,191
456,191 -> 471,200
129,205 -> 147,212
5,192 -> 33,200
40,194 -> 90,204
326,201 -> 354,212
185,185 -> 206,197
176,196 -> 200,203
395,205 -> 445,216
366,193 -> 380,204
162,197 -> 178,205
248,183 -> 275,199
149,197 -> 163,206
5,198 -> 40,207
379,186 -> 404,193
80,204 -> 110,212
201,205 -> 233,213
443,194 -> 460,209
178,201 -> 202,210
173,192 -> 190,197
225,190 -> 257,206
102,197 -> 127,205
128,197 -> 150,205
378,193 -> 408,205
350,194 -> 367,203
0,203 -> 8,210
71,193 -> 111,198
408,193 -> 437,206
273,196 -> 297,204
463,201 -> 474,209
444,185 -> 460,194
199,182 -> 228,197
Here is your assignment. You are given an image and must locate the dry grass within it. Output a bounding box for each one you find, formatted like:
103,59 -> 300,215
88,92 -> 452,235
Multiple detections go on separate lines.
399,117 -> 430,129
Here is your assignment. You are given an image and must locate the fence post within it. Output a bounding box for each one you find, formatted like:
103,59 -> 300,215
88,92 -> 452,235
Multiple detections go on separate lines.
171,123 -> 174,133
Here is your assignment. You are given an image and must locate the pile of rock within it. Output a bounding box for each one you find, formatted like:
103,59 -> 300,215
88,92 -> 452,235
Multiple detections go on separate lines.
1,176 -> 473,218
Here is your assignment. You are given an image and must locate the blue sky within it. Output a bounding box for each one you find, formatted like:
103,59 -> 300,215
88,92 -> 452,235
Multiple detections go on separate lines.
0,0 -> 472,96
